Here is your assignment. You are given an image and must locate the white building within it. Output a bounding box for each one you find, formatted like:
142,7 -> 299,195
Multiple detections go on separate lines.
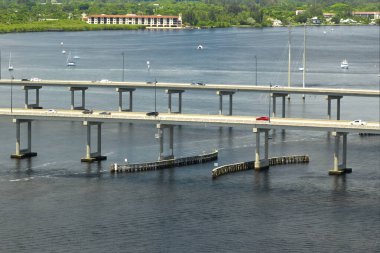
85,14 -> 182,28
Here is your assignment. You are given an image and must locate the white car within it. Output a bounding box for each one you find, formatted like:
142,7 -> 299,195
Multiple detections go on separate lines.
99,79 -> 110,83
47,109 -> 57,113
30,77 -> 42,82
350,120 -> 367,126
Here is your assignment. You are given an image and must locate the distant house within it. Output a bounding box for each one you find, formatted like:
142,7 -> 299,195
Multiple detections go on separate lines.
311,17 -> 321,24
352,12 -> 380,20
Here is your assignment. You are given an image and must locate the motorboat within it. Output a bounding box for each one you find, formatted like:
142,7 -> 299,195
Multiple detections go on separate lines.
66,52 -> 76,66
340,59 -> 349,69
197,44 -> 203,50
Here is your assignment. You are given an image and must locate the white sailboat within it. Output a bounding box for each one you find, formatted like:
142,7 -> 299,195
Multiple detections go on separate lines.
66,52 -> 76,66
8,52 -> 14,71
301,24 -> 306,100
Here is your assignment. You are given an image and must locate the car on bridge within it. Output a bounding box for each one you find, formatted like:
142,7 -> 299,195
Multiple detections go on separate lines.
256,116 -> 270,121
146,111 -> 159,116
82,109 -> 93,114
350,119 -> 367,126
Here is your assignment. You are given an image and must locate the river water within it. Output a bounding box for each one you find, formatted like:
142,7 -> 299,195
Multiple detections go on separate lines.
0,26 -> 379,253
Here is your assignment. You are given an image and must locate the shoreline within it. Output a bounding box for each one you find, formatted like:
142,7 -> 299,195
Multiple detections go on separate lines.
0,22 -> 377,34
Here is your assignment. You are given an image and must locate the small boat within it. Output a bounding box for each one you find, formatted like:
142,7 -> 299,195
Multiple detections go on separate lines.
197,44 -> 203,50
340,59 -> 349,69
8,52 -> 14,71
62,50 -> 66,54
66,52 -> 76,67
73,55 -> 80,59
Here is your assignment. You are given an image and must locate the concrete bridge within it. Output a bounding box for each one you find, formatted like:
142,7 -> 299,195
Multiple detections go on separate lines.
0,79 -> 379,120
0,108 -> 379,175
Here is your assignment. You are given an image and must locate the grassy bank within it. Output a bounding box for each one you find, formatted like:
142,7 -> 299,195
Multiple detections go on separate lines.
0,20 -> 144,33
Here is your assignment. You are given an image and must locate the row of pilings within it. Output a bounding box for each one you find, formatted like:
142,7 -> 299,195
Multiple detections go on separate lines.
211,155 -> 310,179
110,150 -> 218,173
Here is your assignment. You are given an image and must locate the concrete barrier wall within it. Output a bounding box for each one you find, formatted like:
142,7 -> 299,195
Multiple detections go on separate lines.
212,155 -> 309,179
110,150 -> 218,173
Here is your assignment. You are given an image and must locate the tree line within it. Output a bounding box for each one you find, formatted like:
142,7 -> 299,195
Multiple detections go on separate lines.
0,0 -> 379,32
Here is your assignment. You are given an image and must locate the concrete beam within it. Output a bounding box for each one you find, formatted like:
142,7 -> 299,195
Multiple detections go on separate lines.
116,88 -> 135,112
329,131 -> 352,175
156,123 -> 174,160
165,89 -> 184,114
217,90 -> 235,116
253,128 -> 270,170
22,86 -> 43,109
69,87 -> 88,110
81,121 -> 107,163
10,119 -> 37,159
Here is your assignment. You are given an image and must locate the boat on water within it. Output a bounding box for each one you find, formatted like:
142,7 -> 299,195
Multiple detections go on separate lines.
73,55 -> 80,59
197,44 -> 203,50
66,52 -> 76,67
340,59 -> 349,69
8,52 -> 14,71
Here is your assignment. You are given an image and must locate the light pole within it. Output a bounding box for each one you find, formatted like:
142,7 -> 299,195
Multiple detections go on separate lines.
11,76 -> 13,113
147,60 -> 157,114
122,52 -> 125,82
268,83 -> 271,122
254,55 -> 257,86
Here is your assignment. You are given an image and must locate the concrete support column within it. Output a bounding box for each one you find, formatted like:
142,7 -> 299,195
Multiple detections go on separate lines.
326,95 -> 343,120
329,132 -> 352,175
23,86 -> 43,109
69,87 -> 88,110
217,91 -> 235,116
157,124 -> 174,160
116,88 -> 135,112
253,128 -> 270,170
272,93 -> 288,118
11,119 -> 37,159
165,89 -> 184,113
81,121 -> 107,163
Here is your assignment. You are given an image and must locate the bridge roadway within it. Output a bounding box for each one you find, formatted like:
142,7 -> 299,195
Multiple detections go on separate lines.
0,79 -> 379,97
0,108 -> 379,134
1,108 -> 379,174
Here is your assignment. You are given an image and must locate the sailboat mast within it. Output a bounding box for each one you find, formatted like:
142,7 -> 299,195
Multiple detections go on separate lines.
302,24 -> 306,99
287,26 -> 292,100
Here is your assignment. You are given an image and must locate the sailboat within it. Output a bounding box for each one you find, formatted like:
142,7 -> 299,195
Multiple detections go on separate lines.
301,24 -> 306,99
66,52 -> 76,67
8,52 -> 14,71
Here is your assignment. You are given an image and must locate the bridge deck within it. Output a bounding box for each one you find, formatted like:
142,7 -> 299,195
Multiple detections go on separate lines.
0,108 -> 379,134
0,79 -> 379,97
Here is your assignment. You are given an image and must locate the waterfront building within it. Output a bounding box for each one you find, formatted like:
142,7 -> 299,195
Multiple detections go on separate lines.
84,14 -> 182,28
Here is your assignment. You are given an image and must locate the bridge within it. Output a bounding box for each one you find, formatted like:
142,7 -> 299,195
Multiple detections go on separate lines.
1,108 -> 379,175
1,79 -> 379,120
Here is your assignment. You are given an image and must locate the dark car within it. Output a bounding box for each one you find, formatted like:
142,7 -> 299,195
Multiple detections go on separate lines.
256,116 -> 270,121
21,78 -> 30,81
82,109 -> 93,114
146,111 -> 159,116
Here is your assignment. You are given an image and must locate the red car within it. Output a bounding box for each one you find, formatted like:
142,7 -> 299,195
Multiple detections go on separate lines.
256,116 -> 270,121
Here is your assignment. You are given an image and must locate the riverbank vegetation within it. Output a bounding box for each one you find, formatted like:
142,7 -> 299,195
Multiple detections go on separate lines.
0,0 -> 379,33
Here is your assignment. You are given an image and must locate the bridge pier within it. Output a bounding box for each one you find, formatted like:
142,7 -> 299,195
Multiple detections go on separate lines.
166,89 -> 184,113
326,95 -> 343,120
11,119 -> 37,159
23,86 -> 43,109
116,88 -> 135,112
81,121 -> 107,163
156,124 -> 174,161
217,91 -> 235,115
253,128 -> 270,170
69,87 -> 88,110
329,132 -> 352,175
272,93 -> 288,118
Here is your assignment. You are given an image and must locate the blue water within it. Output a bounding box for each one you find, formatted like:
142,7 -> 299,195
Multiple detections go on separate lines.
0,26 -> 379,253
